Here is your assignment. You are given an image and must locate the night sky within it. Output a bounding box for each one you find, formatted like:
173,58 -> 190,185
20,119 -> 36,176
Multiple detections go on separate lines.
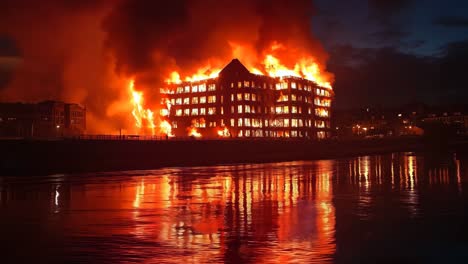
1,0 -> 468,110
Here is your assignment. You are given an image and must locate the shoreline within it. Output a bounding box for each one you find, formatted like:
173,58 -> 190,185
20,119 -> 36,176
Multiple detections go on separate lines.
1,137 -> 466,176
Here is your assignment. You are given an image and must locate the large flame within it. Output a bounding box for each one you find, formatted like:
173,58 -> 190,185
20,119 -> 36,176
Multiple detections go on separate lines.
129,79 -> 156,134
166,43 -> 332,89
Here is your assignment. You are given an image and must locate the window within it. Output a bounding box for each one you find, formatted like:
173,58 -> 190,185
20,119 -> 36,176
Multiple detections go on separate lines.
252,94 -> 256,101
292,119 -> 298,127
208,95 -> 216,103
291,94 -> 297,101
291,82 -> 296,89
283,106 -> 289,114
291,131 -> 298,137
183,98 -> 190,104
200,108 -> 206,115
231,106 -> 234,113
238,82 -> 242,88
230,118 -> 235,127
237,93 -> 243,101
184,109 -> 190,116
298,83 -> 302,90
184,86 -> 190,93
208,107 -> 216,115
171,99 -> 175,105
275,106 -> 282,114
244,81 -> 250,87
244,93 -> 250,101
221,107 -> 224,115
244,118 -> 251,127
208,84 -> 216,91
176,87 -> 184,93
245,105 -> 251,113
176,109 -> 182,116
231,94 -> 234,101
199,84 -> 206,92
191,108 -> 199,116
238,118 -> 243,127
200,96 -> 207,104
231,82 -> 234,88
192,97 -> 199,104
192,85 -> 198,93
292,106 -> 297,113
245,130 -> 251,137
238,105 -> 243,114
176,98 -> 182,105
284,119 -> 290,127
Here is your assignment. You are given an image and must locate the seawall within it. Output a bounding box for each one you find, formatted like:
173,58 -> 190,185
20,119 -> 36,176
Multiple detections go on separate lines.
0,137 -> 466,176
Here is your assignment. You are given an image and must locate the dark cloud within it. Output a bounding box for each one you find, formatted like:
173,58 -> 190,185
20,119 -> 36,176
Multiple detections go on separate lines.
368,0 -> 413,19
329,39 -> 468,109
434,16 -> 468,28
368,29 -> 410,43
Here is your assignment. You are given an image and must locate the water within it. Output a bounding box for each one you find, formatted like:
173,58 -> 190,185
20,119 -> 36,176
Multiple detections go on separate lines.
1,152 -> 467,263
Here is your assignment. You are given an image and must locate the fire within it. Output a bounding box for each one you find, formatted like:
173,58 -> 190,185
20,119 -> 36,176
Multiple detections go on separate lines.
160,120 -> 174,137
188,127 -> 202,138
129,79 -> 156,134
217,127 -> 230,137
165,42 -> 333,89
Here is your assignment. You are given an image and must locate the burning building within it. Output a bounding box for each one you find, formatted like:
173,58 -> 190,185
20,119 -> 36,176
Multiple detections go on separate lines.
162,59 -> 333,139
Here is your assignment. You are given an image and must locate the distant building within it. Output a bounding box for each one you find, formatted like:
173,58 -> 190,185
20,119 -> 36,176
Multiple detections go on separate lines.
0,101 -> 86,138
163,59 -> 334,139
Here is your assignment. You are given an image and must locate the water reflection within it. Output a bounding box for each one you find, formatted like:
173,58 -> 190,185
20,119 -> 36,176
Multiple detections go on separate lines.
0,152 -> 467,263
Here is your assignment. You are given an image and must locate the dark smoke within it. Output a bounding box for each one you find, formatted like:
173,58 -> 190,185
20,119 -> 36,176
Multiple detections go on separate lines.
0,0 -> 332,133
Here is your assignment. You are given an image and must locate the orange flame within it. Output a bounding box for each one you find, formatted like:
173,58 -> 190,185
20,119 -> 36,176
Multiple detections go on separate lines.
129,79 -> 156,134
165,42 -> 333,89
217,127 -> 230,137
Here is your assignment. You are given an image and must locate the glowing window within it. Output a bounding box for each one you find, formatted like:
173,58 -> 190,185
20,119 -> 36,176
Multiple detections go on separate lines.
199,84 -> 206,92
299,119 -> 303,127
291,94 -> 297,101
221,107 -> 224,115
183,98 -> 190,104
238,118 -> 243,127
208,84 -> 216,91
231,94 -> 234,101
244,81 -> 250,87
244,93 -> 250,101
291,131 -> 298,137
231,83 -> 234,88
252,94 -> 256,101
291,119 -> 298,127
176,109 -> 182,116
291,82 -> 296,89
275,106 -> 282,114
184,86 -> 190,93
245,130 -> 251,137
208,95 -> 216,103
170,99 -> 175,105
200,96 -> 207,103
192,85 -> 198,93
245,105 -> 251,113
176,98 -> 182,105
237,93 -> 242,101
238,82 -> 242,88
292,106 -> 297,113
208,107 -> 216,115
284,119 -> 290,127
177,87 -> 184,93
238,105 -> 243,114
231,106 -> 234,113
244,118 -> 251,127
192,97 -> 199,104
200,108 -> 206,115
283,106 -> 289,114
191,108 -> 198,116
184,109 -> 190,116
298,83 -> 302,90
230,119 -> 235,127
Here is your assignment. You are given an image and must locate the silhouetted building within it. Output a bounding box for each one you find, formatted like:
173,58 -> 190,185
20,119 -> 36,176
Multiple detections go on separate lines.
0,101 -> 86,138
164,59 -> 334,139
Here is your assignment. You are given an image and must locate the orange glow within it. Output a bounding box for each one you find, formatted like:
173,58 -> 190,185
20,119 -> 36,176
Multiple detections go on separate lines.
129,79 -> 156,134
217,127 -> 230,137
160,120 -> 174,137
164,42 -> 333,89
188,127 -> 202,138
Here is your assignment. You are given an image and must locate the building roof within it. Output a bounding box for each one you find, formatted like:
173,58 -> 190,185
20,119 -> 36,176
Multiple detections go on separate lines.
219,58 -> 251,78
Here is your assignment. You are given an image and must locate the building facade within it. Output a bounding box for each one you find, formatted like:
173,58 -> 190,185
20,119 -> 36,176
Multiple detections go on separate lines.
0,101 -> 86,138
163,59 -> 333,139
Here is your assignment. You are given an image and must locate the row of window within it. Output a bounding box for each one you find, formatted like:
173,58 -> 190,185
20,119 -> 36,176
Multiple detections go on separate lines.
229,118 -> 321,128
171,95 -> 217,105
175,107 -> 217,116
314,98 -> 331,107
315,108 -> 330,118
230,80 -> 317,93
175,84 -> 216,94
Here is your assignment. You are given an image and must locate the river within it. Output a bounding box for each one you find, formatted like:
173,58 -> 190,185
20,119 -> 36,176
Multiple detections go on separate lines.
1,152 -> 467,263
